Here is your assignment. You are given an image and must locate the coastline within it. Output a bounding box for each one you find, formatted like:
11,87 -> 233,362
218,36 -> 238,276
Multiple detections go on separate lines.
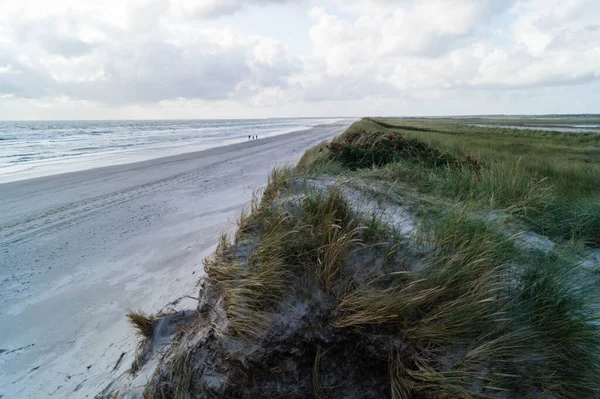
0,121 -> 351,399
0,121 -> 354,185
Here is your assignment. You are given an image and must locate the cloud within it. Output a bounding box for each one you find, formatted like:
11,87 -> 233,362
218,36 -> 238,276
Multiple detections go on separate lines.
0,0 -> 302,104
305,0 -> 600,99
1,0 -> 599,118
177,0 -> 241,18
176,0 -> 297,18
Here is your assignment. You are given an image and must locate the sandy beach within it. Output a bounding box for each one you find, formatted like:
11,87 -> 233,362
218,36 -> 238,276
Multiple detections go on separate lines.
0,122 -> 350,398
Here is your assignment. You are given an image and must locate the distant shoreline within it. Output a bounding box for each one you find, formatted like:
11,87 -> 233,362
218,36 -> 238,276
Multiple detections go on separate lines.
0,120 -> 354,185
472,123 -> 600,133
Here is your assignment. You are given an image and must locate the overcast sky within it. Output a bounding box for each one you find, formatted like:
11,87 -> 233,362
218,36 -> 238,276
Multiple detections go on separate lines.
0,0 -> 599,120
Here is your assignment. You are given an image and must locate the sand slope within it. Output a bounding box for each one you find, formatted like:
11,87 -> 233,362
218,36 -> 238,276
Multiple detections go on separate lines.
0,122 -> 349,398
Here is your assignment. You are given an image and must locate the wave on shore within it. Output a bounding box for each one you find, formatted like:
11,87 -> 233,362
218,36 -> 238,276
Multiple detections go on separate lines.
0,118 -> 351,183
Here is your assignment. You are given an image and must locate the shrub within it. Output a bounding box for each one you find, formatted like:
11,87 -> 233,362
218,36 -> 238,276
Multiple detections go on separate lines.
328,129 -> 481,173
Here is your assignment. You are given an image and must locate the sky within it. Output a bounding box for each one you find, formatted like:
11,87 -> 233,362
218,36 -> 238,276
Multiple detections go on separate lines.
0,0 -> 599,120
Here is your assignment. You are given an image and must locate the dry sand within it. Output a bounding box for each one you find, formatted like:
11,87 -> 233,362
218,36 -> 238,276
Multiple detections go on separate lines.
0,122 -> 350,398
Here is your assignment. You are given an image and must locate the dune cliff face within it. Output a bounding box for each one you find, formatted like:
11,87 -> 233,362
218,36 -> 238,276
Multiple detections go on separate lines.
99,178 -> 410,399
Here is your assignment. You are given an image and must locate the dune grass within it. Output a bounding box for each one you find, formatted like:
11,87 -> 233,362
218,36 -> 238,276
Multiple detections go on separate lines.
196,118 -> 600,397
127,311 -> 156,340
143,347 -> 195,399
210,169 -> 600,396
288,119 -> 600,396
335,209 -> 600,397
511,250 -> 600,397
205,169 -> 388,337
204,223 -> 294,337
299,117 -> 600,247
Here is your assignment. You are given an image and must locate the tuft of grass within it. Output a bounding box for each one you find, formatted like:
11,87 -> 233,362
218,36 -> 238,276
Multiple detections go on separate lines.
313,346 -> 324,399
166,349 -> 194,399
206,208 -> 302,337
260,165 -> 294,208
335,210 -> 515,332
358,209 -> 395,244
389,350 -> 413,399
300,185 -> 370,293
208,180 -> 389,336
316,222 -> 362,294
236,191 -> 261,238
301,184 -> 354,232
524,197 -> 600,246
127,311 -> 156,340
143,348 -> 195,399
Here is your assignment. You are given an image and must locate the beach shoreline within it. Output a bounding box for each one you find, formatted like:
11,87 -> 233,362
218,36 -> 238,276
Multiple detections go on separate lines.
0,120 -> 351,185
0,121 -> 351,399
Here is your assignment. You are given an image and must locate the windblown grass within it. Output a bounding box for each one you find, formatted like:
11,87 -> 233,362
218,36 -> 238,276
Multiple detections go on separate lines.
143,347 -> 195,399
334,207 -> 600,397
511,250 -> 600,397
200,116 -> 600,396
205,178 -> 397,337
297,141 -> 331,172
204,212 -> 296,337
127,311 -> 156,340
335,210 -> 515,330
389,350 -> 413,399
313,346 -> 324,399
300,117 -> 600,246
260,165 -> 295,208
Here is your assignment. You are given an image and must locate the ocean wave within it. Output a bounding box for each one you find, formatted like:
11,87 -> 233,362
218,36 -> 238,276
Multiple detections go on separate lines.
0,118 -> 349,171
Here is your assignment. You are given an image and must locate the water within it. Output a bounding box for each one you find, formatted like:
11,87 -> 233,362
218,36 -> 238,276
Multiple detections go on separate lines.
473,124 -> 600,133
0,118 -> 348,182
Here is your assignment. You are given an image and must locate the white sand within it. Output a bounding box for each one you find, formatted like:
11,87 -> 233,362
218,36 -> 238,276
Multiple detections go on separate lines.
0,122 -> 350,399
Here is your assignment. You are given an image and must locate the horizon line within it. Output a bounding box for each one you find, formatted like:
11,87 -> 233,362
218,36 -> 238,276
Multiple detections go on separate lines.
1,113 -> 599,123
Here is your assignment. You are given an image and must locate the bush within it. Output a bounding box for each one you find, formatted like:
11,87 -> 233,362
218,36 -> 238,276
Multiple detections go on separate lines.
328,129 -> 481,173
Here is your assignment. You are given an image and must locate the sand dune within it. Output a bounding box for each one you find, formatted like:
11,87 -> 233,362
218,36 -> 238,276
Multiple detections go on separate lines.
0,122 -> 350,398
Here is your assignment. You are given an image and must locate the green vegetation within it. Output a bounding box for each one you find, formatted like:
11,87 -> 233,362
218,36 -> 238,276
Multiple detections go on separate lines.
302,117 -> 600,247
431,115 -> 600,127
214,118 -> 599,397
129,117 -> 600,399
205,170 -> 383,337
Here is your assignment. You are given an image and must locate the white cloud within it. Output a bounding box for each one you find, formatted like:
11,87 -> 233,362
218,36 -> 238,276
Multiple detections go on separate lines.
176,0 -> 241,18
0,0 -> 599,118
305,0 -> 600,96
174,0 -> 297,18
0,0 -> 301,105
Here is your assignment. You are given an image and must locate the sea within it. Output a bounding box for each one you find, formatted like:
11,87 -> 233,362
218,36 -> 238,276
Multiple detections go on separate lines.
0,118 -> 349,183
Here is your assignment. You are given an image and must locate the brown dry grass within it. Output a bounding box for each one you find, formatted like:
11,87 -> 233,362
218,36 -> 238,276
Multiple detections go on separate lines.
127,311 -> 156,340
